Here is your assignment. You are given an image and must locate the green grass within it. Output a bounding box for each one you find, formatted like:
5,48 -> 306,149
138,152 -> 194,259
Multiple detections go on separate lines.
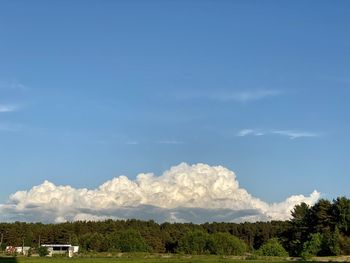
2,253 -> 349,263
0,254 -> 292,263
0,260 -> 291,263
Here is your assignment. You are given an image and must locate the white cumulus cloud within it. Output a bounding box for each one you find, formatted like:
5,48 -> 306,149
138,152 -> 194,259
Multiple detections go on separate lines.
0,163 -> 320,223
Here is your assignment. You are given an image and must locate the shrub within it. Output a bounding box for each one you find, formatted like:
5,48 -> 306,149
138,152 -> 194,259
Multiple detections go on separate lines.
38,246 -> 49,257
207,232 -> 247,255
255,238 -> 288,257
339,235 -> 350,255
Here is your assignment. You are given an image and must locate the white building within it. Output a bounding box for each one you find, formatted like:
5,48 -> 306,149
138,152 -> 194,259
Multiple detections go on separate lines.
41,244 -> 79,257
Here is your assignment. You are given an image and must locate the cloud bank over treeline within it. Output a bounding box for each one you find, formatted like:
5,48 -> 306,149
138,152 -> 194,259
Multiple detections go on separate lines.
0,163 -> 320,223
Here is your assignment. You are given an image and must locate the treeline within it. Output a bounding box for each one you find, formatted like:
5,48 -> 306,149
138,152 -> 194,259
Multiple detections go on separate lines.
285,197 -> 350,257
0,197 -> 349,257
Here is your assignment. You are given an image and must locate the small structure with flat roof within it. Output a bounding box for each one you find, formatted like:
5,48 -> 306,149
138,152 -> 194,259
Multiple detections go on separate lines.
41,244 -> 79,257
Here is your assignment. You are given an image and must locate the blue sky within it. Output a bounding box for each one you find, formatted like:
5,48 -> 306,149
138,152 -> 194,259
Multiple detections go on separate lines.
0,0 -> 349,208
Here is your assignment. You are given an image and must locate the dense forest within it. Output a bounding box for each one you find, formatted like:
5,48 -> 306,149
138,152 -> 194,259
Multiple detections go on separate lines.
1,197 -> 350,257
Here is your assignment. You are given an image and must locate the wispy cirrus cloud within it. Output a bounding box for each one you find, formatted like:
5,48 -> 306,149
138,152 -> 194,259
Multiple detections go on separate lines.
237,129 -> 321,139
0,104 -> 20,113
173,89 -> 282,103
272,130 -> 321,139
156,140 -> 184,145
0,80 -> 29,91
212,89 -> 282,102
237,129 -> 264,137
92,139 -> 185,146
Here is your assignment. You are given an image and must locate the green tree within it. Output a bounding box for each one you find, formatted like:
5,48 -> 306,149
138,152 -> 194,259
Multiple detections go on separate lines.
320,228 -> 341,256
289,202 -> 311,256
301,233 -> 322,259
70,233 -> 79,246
116,229 -> 149,252
291,202 -> 310,225
309,199 -> 333,233
178,230 -> 210,254
333,197 -> 350,235
87,232 -> 107,252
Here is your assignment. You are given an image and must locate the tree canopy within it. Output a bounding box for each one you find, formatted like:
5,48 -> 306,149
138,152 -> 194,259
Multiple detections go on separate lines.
0,196 -> 350,257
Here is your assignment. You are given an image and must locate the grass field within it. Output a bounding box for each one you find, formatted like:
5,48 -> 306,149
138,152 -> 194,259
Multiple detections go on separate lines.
0,254 -> 291,263
0,259 -> 290,263
1,254 -> 349,263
